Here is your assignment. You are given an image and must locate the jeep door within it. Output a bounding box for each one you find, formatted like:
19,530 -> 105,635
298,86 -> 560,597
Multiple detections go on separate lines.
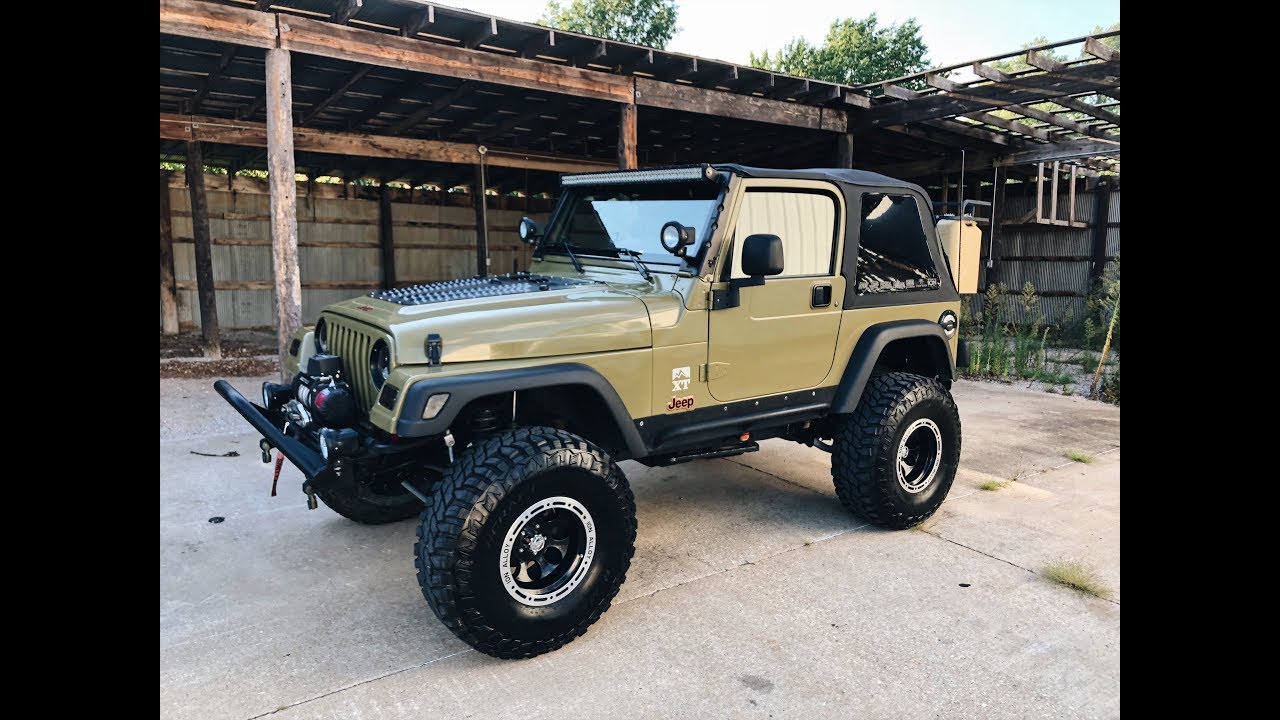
707,179 -> 846,402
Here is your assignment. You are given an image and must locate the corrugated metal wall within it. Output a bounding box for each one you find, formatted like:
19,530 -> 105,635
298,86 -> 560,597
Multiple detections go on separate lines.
163,173 -> 551,329
969,181 -> 1120,325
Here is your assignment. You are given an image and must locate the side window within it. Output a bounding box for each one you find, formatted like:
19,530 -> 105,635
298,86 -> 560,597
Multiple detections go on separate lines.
730,190 -> 837,279
855,193 -> 940,294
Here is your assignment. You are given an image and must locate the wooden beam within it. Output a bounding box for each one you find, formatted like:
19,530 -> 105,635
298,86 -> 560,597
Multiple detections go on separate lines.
331,0 -> 362,25
1053,96 -> 1122,127
185,142 -> 221,358
835,133 -> 853,168
266,47 -> 301,376
476,98 -> 565,143
190,46 -> 238,114
972,63 -> 1121,131
635,77 -> 846,132
870,152 -> 995,181
159,171 -> 179,335
618,101 -> 637,169
860,60 -> 1119,127
1025,51 -> 1067,73
1084,37 -> 1119,63
162,113 -> 614,172
520,30 -> 555,59
378,184 -> 396,290
345,77 -> 415,130
401,4 -> 434,37
996,138 -> 1120,167
389,81 -> 474,135
164,2 -> 843,132
159,0 -> 278,49
277,13 -> 632,103
465,17 -> 499,49
904,79 -> 1053,141
299,65 -> 373,126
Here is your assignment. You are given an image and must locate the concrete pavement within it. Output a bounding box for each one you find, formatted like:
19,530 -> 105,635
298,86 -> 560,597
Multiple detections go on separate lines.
160,378 -> 1119,719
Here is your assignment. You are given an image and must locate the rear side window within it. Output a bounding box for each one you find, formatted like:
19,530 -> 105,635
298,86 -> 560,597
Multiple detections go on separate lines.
730,190 -> 837,279
856,193 -> 940,294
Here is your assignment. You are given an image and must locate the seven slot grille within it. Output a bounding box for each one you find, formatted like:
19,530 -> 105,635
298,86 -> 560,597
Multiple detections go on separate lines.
324,317 -> 386,412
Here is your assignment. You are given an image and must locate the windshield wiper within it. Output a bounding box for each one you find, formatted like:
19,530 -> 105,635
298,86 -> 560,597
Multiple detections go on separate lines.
615,248 -> 653,283
555,239 -> 584,273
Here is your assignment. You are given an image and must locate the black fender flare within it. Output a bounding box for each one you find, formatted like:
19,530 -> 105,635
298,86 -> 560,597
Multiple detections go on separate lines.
830,320 -> 955,414
394,363 -> 647,459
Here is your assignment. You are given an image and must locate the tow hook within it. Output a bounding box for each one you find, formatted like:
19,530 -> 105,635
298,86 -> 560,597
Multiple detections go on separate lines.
444,430 -> 456,463
259,438 -> 273,464
303,483 -> 318,510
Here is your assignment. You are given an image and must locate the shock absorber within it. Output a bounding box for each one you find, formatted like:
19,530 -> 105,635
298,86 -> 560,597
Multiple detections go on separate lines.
469,406 -> 502,437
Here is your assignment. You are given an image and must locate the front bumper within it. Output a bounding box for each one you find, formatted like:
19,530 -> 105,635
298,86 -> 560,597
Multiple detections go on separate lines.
213,380 -> 336,488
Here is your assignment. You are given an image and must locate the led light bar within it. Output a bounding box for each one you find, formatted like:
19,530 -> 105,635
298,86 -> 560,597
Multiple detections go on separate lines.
561,164 -> 718,187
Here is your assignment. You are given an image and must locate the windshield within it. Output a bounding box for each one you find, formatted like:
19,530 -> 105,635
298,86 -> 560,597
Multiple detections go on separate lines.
544,182 -> 721,266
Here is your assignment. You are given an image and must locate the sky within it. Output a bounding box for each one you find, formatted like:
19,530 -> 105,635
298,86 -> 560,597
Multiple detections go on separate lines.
436,0 -> 1120,70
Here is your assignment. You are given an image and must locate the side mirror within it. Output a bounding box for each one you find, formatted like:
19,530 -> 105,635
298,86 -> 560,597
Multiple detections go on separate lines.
741,234 -> 784,277
518,217 -> 540,243
660,221 -> 697,256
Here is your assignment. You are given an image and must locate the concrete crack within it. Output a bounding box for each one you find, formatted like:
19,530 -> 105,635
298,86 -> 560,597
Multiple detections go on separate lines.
245,648 -> 474,719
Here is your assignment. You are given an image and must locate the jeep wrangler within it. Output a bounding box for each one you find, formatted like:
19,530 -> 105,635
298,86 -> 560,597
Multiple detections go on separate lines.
215,163 -> 979,659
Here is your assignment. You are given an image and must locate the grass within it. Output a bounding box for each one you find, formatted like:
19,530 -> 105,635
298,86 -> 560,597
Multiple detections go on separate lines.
979,479 -> 1009,491
1064,449 -> 1094,463
1041,559 -> 1113,599
1035,368 -> 1074,385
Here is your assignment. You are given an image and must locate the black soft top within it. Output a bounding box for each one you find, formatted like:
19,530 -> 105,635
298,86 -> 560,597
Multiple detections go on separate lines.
714,164 -> 927,196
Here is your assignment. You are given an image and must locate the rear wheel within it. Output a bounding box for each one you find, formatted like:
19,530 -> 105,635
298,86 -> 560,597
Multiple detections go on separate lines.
831,372 -> 961,529
415,426 -> 636,659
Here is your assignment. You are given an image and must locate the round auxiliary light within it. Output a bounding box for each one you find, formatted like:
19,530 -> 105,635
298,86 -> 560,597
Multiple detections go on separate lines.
660,222 -> 683,252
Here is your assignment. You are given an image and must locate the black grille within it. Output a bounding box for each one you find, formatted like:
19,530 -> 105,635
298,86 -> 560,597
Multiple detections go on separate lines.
369,273 -> 593,307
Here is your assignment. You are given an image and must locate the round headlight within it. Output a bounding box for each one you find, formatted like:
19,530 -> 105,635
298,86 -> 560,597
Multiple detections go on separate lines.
370,340 -> 391,389
314,318 -> 329,354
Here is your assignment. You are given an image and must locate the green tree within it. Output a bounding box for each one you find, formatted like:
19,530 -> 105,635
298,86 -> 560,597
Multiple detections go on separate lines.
748,14 -> 929,86
540,0 -> 679,49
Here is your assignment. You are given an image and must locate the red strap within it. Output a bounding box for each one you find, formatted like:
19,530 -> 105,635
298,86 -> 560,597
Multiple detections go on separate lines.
271,452 -> 284,497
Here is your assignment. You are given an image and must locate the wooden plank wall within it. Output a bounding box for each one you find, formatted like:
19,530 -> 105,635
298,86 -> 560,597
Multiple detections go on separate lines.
163,172 -> 552,329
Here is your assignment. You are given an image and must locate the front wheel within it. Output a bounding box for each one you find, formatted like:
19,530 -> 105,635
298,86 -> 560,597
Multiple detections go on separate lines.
415,427 -> 636,659
316,474 -> 424,525
831,372 -> 961,529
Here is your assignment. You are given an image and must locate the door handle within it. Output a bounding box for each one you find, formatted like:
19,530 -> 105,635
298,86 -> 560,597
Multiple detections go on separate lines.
811,284 -> 832,308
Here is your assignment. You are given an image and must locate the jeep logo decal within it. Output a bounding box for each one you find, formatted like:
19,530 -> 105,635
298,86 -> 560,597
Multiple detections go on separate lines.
667,396 -> 695,412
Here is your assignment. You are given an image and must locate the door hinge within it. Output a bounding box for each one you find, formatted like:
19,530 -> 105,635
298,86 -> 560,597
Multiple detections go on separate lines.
699,362 -> 730,381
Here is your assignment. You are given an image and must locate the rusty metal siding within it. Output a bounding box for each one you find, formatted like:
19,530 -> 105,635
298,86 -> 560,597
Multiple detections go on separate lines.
972,184 -> 1120,326
164,173 -> 549,330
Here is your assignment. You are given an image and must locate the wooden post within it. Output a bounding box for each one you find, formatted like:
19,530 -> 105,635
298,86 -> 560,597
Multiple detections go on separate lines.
617,101 -> 637,169
159,170 -> 180,334
1049,160 -> 1060,223
266,47 -> 302,377
473,162 -> 489,277
1035,162 -> 1044,222
1068,165 -> 1078,226
835,133 -> 854,168
185,142 -> 221,358
378,183 -> 396,289
1089,180 -> 1112,282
